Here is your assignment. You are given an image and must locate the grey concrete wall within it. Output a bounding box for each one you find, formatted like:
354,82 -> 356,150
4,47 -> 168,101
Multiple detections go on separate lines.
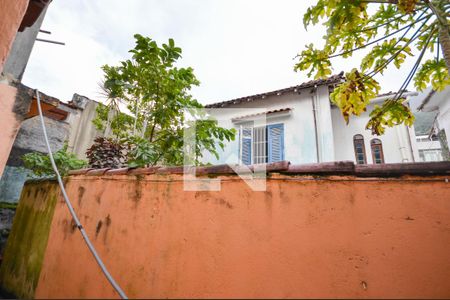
0,93 -> 109,204
0,166 -> 30,203
0,207 -> 15,255
67,94 -> 105,159
2,7 -> 48,81
0,116 -> 70,204
13,116 -> 70,153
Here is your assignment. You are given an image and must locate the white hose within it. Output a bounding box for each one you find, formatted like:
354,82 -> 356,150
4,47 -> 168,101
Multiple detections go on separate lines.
35,89 -> 128,299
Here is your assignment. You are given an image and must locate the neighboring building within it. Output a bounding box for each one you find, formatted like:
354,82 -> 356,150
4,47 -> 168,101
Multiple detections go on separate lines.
0,85 -> 105,254
203,74 -> 419,165
2,2 -> 49,81
0,88 -> 106,204
0,0 -> 52,253
0,0 -> 51,178
417,86 -> 450,160
413,111 -> 444,162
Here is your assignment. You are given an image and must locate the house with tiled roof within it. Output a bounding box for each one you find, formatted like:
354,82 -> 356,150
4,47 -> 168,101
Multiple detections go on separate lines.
202,74 -> 420,165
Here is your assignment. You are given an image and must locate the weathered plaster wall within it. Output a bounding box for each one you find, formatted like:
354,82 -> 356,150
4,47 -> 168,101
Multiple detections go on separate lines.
21,173 -> 450,299
66,94 -> 105,159
0,204 -> 16,256
0,84 -> 23,179
2,5 -> 47,81
0,116 -> 70,203
0,0 -> 29,73
0,180 -> 59,299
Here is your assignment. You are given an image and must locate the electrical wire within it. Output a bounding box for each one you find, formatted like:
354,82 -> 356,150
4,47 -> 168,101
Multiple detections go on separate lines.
35,89 -> 128,299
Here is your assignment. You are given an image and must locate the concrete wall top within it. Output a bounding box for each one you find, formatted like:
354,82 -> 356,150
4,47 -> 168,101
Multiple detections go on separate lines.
68,161 -> 450,178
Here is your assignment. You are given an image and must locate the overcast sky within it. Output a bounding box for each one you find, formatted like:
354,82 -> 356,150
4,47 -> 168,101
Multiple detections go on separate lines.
22,0 -> 419,105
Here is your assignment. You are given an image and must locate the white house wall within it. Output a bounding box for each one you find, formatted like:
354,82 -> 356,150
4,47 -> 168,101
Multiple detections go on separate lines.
203,87 -> 334,165
331,104 -> 418,164
437,96 -> 450,149
315,85 -> 335,162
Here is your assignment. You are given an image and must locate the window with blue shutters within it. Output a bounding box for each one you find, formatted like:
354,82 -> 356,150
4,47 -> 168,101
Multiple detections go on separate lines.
267,124 -> 284,163
240,127 -> 252,165
239,123 -> 284,165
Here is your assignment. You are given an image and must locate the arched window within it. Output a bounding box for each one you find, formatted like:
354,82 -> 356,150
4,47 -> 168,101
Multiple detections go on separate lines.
353,134 -> 367,164
371,139 -> 385,164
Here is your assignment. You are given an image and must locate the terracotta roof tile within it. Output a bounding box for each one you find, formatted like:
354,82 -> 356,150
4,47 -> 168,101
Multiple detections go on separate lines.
231,108 -> 292,122
205,73 -> 344,108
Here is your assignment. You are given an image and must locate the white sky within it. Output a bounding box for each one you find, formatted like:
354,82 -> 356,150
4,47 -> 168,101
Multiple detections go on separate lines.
22,0 -> 419,106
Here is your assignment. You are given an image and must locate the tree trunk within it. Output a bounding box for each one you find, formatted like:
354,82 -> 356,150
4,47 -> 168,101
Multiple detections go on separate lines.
439,25 -> 450,74
133,97 -> 139,136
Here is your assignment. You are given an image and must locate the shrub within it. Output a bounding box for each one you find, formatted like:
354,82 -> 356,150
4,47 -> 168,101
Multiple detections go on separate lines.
22,143 -> 87,177
86,137 -> 128,169
125,136 -> 157,168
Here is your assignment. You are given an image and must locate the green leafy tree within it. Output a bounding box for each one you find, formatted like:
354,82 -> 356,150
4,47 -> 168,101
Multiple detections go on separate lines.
295,0 -> 450,135
22,143 -> 87,177
94,34 -> 235,166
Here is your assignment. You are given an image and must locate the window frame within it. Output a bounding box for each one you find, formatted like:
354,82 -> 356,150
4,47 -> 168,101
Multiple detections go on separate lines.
253,126 -> 268,164
239,123 -> 284,165
353,134 -> 367,164
370,138 -> 385,164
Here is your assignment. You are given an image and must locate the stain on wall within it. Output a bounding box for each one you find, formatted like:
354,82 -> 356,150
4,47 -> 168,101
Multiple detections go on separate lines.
0,180 -> 59,299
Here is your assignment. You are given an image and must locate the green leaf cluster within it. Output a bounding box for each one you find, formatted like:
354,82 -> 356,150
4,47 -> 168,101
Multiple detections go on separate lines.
93,34 -> 236,166
294,44 -> 332,79
297,0 -> 450,135
367,100 -> 415,135
22,143 -> 87,177
125,136 -> 157,168
330,69 -> 381,123
414,59 -> 450,91
361,38 -> 413,73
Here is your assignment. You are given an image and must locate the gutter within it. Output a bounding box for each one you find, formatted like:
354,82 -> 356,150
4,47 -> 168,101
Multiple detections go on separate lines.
370,91 -> 419,104
311,86 -> 320,163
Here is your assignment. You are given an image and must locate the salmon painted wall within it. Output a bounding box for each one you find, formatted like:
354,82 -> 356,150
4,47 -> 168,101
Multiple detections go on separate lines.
0,84 -> 23,178
0,0 -> 29,73
0,180 -> 59,299
0,0 -> 28,178
30,173 -> 450,299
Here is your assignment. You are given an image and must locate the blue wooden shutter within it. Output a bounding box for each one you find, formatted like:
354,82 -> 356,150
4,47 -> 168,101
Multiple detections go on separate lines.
241,127 -> 252,165
268,124 -> 284,163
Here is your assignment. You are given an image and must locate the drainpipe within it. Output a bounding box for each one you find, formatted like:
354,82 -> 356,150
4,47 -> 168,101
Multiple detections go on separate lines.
311,86 -> 320,163
406,124 -> 416,162
396,126 -> 409,162
394,95 -> 417,162
239,125 -> 243,165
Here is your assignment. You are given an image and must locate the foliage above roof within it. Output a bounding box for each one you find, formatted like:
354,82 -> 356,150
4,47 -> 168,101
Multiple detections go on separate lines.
295,0 -> 450,135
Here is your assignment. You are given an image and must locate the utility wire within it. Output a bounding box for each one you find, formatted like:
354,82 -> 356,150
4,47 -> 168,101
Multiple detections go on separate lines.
35,90 -> 128,299
328,13 -> 430,59
364,15 -> 431,80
